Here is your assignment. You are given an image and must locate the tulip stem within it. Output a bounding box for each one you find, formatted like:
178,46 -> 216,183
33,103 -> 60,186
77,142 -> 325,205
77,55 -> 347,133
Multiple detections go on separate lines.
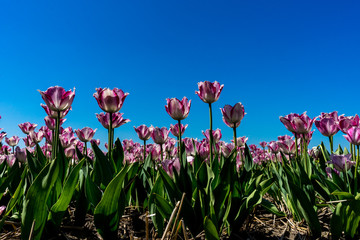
178,120 -> 182,166
84,142 -> 87,158
355,145 -> 360,194
233,127 -> 237,149
329,136 -> 334,154
295,135 -> 298,159
143,140 -> 146,162
108,112 -> 116,171
160,144 -> 163,162
209,103 -> 213,166
53,111 -> 60,160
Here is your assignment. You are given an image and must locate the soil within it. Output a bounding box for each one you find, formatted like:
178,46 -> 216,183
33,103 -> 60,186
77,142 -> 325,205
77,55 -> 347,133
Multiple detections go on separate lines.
0,204 -> 341,240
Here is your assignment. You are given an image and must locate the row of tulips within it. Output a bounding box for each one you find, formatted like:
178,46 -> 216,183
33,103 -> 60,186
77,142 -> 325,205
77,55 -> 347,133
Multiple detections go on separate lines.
0,82 -> 360,239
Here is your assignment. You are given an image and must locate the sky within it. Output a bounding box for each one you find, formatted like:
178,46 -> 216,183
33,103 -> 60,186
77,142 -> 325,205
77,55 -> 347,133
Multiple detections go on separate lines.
1,0 -> 360,150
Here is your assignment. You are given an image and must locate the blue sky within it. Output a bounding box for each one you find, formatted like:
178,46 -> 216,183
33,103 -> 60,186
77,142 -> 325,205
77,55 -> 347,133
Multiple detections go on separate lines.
1,0 -> 360,150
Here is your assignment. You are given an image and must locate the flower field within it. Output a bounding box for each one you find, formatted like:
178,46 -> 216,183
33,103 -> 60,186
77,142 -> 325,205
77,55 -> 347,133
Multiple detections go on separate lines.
1,82 -> 360,240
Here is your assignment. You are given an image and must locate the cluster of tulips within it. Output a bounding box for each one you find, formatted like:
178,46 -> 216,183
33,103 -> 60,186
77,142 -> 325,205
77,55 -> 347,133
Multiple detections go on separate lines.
1,81 -> 360,239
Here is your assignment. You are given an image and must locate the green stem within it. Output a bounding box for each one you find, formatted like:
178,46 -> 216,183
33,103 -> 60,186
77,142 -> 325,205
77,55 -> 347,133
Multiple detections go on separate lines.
108,112 -> 116,171
355,145 -> 360,194
233,127 -> 237,149
53,111 -> 60,160
329,136 -> 333,154
178,120 -> 182,165
209,103 -> 213,166
143,140 -> 146,162
295,135 -> 298,159
84,142 -> 87,158
160,144 -> 163,162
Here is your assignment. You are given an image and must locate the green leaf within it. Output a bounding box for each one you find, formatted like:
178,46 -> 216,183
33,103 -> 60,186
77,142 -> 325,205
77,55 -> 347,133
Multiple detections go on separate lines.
92,142 -> 114,186
153,193 -> 173,219
330,202 -> 344,240
21,156 -> 61,240
344,193 -> 360,237
113,138 -> 124,171
332,191 -> 355,199
49,159 -> 85,227
85,171 -> 102,207
243,144 -> 253,172
261,199 -> 285,217
94,164 -> 130,239
204,216 -> 220,240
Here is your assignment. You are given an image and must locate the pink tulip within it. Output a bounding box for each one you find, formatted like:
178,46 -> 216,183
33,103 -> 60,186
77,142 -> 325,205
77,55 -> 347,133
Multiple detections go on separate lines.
151,127 -> 170,145
23,136 -> 35,148
18,122 -> 38,134
344,127 -> 360,145
59,131 -> 76,148
235,136 -> 248,147
0,206 -> 5,216
195,81 -> 224,103
202,129 -> 222,143
197,141 -> 210,161
221,142 -> 235,158
90,139 -> 100,146
170,123 -> 188,138
134,125 -> 153,141
259,141 -> 267,148
5,136 -> 20,147
6,154 -> 16,167
268,141 -> 280,153
329,154 -> 354,172
165,97 -> 191,120
64,145 -> 76,159
96,112 -> 130,129
279,112 -> 315,134
15,146 -> 27,163
0,146 -> 11,155
339,115 -> 360,134
38,86 -> 75,112
41,104 -> 71,119
0,132 -> 7,142
75,127 -> 97,142
320,111 -> 339,121
315,118 -> 339,137
29,130 -> 44,143
93,88 -> 129,113
220,102 -> 245,128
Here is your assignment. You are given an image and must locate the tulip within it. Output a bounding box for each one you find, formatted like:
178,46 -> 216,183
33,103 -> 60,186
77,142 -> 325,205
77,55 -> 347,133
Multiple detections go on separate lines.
29,130 -> 44,144
0,132 -> 6,142
197,141 -> 210,161
196,81 -> 224,165
64,145 -> 76,159
96,112 -> 130,129
195,81 -> 224,104
90,139 -> 100,146
329,154 -> 354,172
165,97 -> 191,121
15,146 -> 27,163
202,129 -> 222,143
221,142 -> 235,158
315,118 -> 339,137
23,136 -> 35,148
42,104 -> 71,119
268,141 -> 280,153
259,141 -> 267,149
339,115 -> 360,133
134,125 -> 154,161
279,112 -> 315,135
44,115 -> 66,130
169,123 -> 187,138
18,122 -> 38,134
0,206 -> 5,216
59,131 -> 76,149
75,127 -> 97,143
134,125 -> 153,141
344,127 -> 360,146
220,102 -> 245,128
5,136 -> 20,153
93,88 -> 128,113
38,86 -> 75,112
6,154 -> 16,167
151,127 -> 170,161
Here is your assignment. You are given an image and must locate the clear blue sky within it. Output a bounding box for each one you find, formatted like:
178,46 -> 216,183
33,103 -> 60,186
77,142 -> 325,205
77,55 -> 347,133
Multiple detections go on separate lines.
1,0 -> 360,150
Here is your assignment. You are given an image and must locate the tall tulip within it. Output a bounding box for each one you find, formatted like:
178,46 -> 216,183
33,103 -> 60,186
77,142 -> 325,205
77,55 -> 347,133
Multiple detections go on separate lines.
134,125 -> 153,161
315,115 -> 339,153
196,81 -> 224,165
165,97 -> 191,165
344,126 -> 360,193
75,127 -> 97,157
39,86 -> 75,159
151,127 -> 170,161
221,102 -> 245,148
18,122 -> 38,134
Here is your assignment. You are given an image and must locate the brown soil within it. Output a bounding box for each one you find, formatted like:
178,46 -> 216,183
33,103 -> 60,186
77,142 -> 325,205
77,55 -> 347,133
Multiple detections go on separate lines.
0,205 -> 342,240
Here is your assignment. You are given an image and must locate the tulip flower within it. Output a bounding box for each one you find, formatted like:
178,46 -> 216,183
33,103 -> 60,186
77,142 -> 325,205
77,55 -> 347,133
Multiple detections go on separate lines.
93,88 -> 128,113
202,129 -> 222,143
221,142 -> 235,158
38,86 -> 75,112
134,125 -> 153,141
315,118 -> 339,137
151,127 -> 170,161
15,146 -> 27,163
23,136 -> 35,148
165,97 -> 191,121
195,81 -> 224,104
96,112 -> 130,129
339,115 -> 360,134
75,127 -> 97,143
220,103 -> 245,128
196,81 -> 224,165
134,125 -> 154,161
0,132 -> 6,143
6,154 -> 16,167
259,141 -> 267,149
344,127 -> 360,146
268,141 -> 280,153
169,123 -> 188,138
44,115 -> 66,131
41,104 -> 71,119
29,130 -> 44,144
329,154 -> 354,172
59,131 -> 76,149
279,112 -> 315,135
90,139 -> 100,146
18,122 -> 38,134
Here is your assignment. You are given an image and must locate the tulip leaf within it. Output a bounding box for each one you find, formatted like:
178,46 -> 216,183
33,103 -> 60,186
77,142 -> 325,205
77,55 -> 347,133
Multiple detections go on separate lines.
92,141 -> 114,186
331,202 -> 344,240
243,144 -> 253,172
261,199 -> 285,217
204,216 -> 220,240
113,138 -> 124,171
153,193 -> 173,219
21,154 -> 61,240
94,164 -> 130,239
85,171 -> 102,207
49,158 -> 85,227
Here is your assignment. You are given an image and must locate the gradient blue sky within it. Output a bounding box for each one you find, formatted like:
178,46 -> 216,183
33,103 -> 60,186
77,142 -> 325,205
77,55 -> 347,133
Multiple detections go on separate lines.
1,0 -> 360,149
